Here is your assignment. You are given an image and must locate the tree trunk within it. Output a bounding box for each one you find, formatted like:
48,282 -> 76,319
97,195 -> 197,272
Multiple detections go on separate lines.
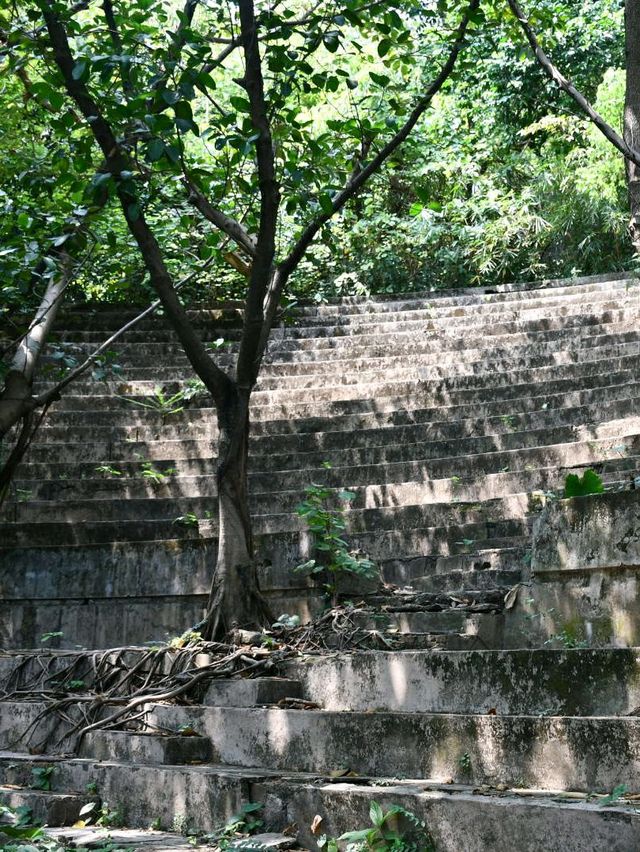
625,0 -> 640,252
0,263 -> 69,438
201,385 -> 272,639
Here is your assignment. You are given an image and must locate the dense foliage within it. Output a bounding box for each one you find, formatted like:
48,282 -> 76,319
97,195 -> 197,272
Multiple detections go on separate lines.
0,0 -> 632,324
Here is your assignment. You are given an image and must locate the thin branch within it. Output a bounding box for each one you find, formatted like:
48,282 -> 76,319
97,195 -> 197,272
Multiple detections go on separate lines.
506,0 -> 640,169
235,0 -> 280,389
34,257 -> 215,407
257,0 -> 480,350
40,0 -> 233,408
184,177 -> 257,257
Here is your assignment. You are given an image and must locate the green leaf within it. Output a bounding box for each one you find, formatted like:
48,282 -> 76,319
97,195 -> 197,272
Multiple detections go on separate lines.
369,71 -> 390,86
563,469 -> 605,498
377,38 -> 391,57
72,59 -> 88,80
147,139 -> 165,161
369,801 -> 385,827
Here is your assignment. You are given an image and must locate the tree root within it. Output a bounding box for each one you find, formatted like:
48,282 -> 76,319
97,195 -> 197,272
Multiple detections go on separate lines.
1,602 -> 442,753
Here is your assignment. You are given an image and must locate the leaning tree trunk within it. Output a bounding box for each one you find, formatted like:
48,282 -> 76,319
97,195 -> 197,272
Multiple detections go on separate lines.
625,0 -> 640,252
0,263 -> 70,504
202,385 -> 272,639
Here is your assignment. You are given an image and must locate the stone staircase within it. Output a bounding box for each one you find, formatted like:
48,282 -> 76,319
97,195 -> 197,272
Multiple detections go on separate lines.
2,272 -> 640,850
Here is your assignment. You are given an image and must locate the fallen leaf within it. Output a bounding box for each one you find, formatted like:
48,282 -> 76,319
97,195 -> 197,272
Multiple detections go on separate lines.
310,815 -> 323,835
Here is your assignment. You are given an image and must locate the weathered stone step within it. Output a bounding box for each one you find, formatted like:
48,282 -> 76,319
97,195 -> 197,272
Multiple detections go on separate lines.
35,350 -> 640,410
42,366 -> 640,419
48,300 -> 640,352
93,703 -> 640,793
50,326 -> 640,383
289,279 -> 640,325
412,566 -> 522,592
33,384 -> 640,445
12,453 -> 638,511
0,490 -> 532,541
288,648 -> 640,715
204,678 -> 302,707
262,775 -> 640,852
54,275 -> 632,332
40,337 -> 640,392
2,745 -> 638,852
0,532 -> 524,606
0,750 -> 258,833
0,594 -> 210,649
15,410 -> 640,500
48,826 -> 221,851
52,293 -> 640,346
34,379 -> 640,449
0,784 -> 99,826
5,430 -> 639,528
16,430 -> 640,509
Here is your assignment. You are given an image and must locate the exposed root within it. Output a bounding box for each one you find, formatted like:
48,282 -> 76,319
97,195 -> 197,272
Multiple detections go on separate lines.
1,590 -> 513,753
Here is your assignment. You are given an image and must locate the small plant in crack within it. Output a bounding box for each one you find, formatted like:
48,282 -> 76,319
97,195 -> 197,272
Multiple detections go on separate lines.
294,476 -> 377,607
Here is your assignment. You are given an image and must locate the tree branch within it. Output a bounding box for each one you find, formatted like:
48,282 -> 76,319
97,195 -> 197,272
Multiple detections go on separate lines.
506,0 -> 640,169
35,258 -> 214,407
184,177 -> 257,258
258,0 -> 480,348
235,0 -> 280,389
40,0 -> 233,408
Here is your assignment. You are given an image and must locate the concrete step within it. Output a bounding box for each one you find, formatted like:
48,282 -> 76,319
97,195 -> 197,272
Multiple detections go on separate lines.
203,678 -> 302,707
46,330 -> 640,380
38,338 -> 640,393
48,300 -> 640,354
47,827 -> 221,850
260,775 -> 640,852
12,435 -> 640,518
40,367 -> 640,421
0,507 -> 527,556
0,784 -> 99,826
32,379 -> 640,445
287,648 -> 640,715
0,750 -> 256,833
2,746 -> 638,852
35,350 -> 640,409
32,393 -> 640,451
51,292 -> 640,345
53,275 -> 633,331
9,458 -> 635,510
87,703 -> 640,793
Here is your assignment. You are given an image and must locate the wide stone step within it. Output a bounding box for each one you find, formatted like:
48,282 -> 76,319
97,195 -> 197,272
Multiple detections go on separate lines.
48,302 -> 640,352
12,453 -> 639,511
2,746 -> 638,852
107,703 -> 640,793
35,350 -> 640,409
32,380 -> 640,442
42,366 -> 640,420
54,275 -> 631,332
287,648 -> 640,715
31,380 -> 640,456
0,750 -> 255,833
0,785 -> 99,827
288,277 -> 639,324
0,595 -> 210,649
0,492 -> 530,545
38,337 -> 640,394
49,324 -> 640,380
53,293 -> 640,346
14,458 -> 630,511
260,775 -> 640,852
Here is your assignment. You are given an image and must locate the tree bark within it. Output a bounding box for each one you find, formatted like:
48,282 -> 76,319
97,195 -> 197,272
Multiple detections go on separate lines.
626,0 -> 640,252
0,263 -> 69,438
202,386 -> 272,639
